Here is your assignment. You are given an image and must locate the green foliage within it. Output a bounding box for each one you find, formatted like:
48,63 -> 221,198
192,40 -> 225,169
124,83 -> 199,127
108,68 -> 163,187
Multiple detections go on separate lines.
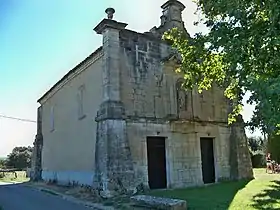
163,0 -> 280,134
267,134 -> 280,163
247,136 -> 264,153
5,146 -> 33,170
251,153 -> 266,168
0,159 -> 5,169
247,136 -> 265,168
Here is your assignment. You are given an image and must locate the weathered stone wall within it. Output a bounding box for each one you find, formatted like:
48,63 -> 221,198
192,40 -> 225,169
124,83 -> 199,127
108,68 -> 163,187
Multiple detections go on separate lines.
119,30 -> 170,119
117,29 -> 252,189
126,119 -> 234,188
229,117 -> 254,180
119,30 -> 229,123
30,106 -> 43,181
94,21 -> 136,197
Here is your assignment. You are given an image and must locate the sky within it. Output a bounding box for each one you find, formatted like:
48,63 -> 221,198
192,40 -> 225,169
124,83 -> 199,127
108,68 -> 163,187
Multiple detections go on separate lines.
0,0 -> 259,157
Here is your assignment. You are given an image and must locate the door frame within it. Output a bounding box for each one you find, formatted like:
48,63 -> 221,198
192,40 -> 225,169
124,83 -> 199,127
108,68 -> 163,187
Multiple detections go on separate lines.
199,137 -> 217,184
146,136 -> 169,189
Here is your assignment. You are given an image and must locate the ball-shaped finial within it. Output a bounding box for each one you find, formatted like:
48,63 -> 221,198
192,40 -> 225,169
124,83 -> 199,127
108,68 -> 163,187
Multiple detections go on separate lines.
105,8 -> 115,20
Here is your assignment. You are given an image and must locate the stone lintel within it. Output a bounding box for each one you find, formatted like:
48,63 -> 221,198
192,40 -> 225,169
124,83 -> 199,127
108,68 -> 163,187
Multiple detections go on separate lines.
94,19 -> 128,34
95,100 -> 126,122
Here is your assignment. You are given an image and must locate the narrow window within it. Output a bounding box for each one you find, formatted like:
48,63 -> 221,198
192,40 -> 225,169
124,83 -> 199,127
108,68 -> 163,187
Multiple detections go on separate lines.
77,85 -> 86,120
50,106 -> 55,132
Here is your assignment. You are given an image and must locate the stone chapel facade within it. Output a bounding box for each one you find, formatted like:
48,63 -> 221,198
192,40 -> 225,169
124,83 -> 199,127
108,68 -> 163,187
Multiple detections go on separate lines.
31,0 -> 253,196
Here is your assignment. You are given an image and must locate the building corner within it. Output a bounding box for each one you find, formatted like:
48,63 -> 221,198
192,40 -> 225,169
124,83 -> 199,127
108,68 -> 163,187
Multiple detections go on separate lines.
93,9 -> 138,198
30,106 -> 43,181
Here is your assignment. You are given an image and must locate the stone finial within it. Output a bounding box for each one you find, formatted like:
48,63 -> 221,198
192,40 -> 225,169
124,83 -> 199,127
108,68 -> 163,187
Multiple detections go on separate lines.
105,8 -> 115,20
94,7 -> 127,34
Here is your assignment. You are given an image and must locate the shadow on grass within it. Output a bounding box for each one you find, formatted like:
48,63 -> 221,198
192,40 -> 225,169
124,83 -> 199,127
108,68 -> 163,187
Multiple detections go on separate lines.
251,180 -> 280,210
148,179 -> 252,210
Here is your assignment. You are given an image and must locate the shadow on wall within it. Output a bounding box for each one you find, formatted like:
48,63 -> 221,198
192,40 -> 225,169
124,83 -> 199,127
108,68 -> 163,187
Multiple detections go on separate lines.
149,179 -> 251,209
252,180 -> 280,209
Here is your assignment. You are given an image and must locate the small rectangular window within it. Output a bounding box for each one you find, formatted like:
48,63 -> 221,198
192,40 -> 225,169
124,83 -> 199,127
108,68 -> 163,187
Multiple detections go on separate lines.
50,106 -> 55,132
77,85 -> 86,120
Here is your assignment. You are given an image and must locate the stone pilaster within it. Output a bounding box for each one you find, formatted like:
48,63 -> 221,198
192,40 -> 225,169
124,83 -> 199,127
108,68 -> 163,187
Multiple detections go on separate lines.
31,106 -> 43,181
94,15 -> 136,197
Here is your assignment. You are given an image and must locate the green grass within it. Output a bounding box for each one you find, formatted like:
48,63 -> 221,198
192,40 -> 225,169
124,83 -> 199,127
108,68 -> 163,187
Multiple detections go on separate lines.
0,171 -> 29,183
149,169 -> 280,210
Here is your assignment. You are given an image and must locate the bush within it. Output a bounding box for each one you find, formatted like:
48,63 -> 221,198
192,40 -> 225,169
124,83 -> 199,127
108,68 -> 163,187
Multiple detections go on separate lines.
251,153 -> 266,168
5,146 -> 32,170
0,173 -> 4,179
267,135 -> 280,163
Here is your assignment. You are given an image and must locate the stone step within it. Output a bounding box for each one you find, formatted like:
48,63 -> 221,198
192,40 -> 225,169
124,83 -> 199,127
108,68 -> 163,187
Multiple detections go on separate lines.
131,195 -> 187,210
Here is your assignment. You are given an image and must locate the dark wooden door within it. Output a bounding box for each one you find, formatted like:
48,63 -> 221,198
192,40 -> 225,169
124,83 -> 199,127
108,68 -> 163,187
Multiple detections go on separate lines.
200,138 -> 215,184
147,137 -> 167,189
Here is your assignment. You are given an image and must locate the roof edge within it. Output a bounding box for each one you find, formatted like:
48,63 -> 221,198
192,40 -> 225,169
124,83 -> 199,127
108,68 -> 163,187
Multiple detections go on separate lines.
37,46 -> 103,103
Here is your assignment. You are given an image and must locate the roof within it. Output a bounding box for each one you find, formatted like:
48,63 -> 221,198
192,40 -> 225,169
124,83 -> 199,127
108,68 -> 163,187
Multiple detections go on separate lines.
37,46 -> 103,103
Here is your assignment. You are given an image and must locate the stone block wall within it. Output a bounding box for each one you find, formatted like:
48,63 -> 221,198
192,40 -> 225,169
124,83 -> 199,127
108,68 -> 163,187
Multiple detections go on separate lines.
119,30 -> 229,123
115,29 -> 251,189
126,119 -> 235,189
119,30 -> 170,119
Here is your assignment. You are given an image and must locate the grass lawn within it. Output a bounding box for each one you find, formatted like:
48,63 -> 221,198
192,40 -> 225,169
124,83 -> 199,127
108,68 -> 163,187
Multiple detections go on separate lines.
149,169 -> 280,210
0,171 -> 29,183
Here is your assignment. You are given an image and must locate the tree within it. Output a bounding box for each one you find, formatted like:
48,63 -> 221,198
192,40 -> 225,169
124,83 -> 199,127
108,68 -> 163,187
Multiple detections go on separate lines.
5,146 -> 33,170
247,136 -> 264,153
267,134 -> 280,163
0,158 -> 5,169
164,0 -> 280,135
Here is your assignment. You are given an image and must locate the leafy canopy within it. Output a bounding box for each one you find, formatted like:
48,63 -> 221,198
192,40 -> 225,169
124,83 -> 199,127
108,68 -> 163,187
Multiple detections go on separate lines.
164,0 -> 280,134
5,146 -> 33,170
247,136 -> 264,153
